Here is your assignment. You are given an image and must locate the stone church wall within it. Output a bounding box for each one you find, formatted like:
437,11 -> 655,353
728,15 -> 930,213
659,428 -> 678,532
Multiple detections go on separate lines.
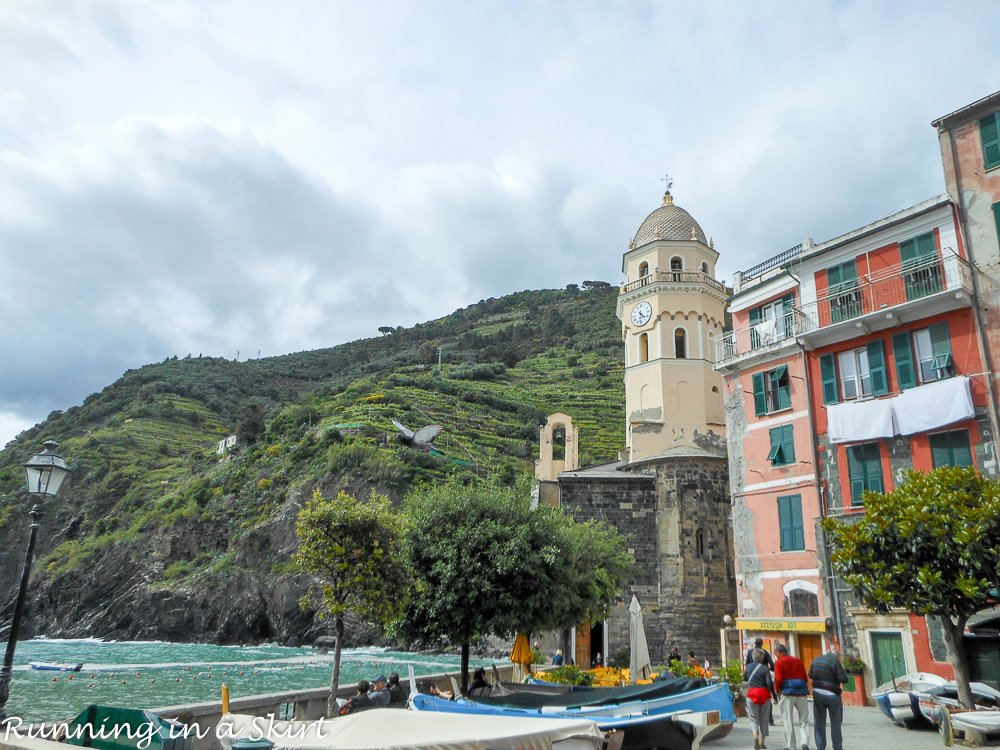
559,456 -> 736,668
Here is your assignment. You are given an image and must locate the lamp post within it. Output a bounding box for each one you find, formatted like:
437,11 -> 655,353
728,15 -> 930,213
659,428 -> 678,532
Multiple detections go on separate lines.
0,440 -> 71,724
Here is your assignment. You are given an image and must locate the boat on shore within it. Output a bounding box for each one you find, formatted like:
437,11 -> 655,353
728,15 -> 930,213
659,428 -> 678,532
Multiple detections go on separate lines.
29,661 -> 83,672
871,672 -> 946,726
218,709 -> 610,750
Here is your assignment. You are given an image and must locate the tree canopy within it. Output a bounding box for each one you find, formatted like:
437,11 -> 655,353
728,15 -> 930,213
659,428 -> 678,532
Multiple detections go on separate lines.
397,477 -> 632,691
822,466 -> 1000,709
294,488 -> 410,714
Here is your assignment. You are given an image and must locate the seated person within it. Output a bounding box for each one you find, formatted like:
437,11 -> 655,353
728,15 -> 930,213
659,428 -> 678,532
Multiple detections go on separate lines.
552,649 -> 564,666
337,680 -> 373,714
368,674 -> 391,707
386,671 -> 407,706
467,666 -> 490,696
420,680 -> 453,700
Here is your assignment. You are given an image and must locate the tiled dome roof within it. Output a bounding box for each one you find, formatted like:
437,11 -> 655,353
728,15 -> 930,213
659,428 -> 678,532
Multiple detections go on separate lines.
632,192 -> 707,247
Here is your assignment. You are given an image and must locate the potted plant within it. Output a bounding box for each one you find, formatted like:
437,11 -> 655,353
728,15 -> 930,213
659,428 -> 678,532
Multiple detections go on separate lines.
840,655 -> 868,706
723,659 -> 747,716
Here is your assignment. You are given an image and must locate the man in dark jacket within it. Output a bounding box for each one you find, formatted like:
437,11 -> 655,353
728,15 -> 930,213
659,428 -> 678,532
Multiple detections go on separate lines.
773,643 -> 810,750
808,650 -> 849,750
745,637 -> 775,670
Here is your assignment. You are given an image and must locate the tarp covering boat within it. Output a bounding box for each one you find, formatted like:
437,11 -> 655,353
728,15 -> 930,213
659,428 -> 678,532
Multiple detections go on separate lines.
471,676 -> 711,710
217,710 -> 605,750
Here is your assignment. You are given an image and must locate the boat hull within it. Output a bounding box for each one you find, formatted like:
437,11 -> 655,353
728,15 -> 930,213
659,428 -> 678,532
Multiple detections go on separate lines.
29,661 -> 83,672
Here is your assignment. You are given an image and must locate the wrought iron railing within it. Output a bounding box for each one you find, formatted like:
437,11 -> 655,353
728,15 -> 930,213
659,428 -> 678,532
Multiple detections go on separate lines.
623,270 -> 726,294
715,309 -> 808,364
796,252 -> 971,333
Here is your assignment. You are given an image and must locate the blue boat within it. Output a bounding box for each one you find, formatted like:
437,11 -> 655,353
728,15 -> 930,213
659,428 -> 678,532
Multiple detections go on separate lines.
871,672 -> 947,727
410,681 -> 735,750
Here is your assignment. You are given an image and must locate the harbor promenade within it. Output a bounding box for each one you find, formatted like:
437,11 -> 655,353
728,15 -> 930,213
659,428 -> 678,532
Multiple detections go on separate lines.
711,704 -> 998,749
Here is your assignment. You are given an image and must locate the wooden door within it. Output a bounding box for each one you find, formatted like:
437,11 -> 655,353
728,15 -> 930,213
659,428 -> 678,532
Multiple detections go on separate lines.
871,632 -> 906,688
575,622 -> 590,668
798,634 -> 823,675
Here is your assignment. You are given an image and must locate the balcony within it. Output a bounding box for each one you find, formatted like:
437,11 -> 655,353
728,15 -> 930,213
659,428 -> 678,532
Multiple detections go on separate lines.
715,309 -> 809,367
796,252 -> 973,348
623,270 -> 726,294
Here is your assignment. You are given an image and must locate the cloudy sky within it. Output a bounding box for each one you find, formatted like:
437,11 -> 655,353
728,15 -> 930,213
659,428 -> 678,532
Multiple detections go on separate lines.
2,1 -> 1000,448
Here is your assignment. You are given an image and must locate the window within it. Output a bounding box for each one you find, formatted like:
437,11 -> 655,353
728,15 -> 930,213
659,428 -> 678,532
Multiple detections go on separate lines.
899,232 -> 942,299
994,202 -> 1000,245
639,332 -> 649,363
768,424 -> 795,466
674,329 -> 686,359
786,589 -> 819,617
638,261 -> 649,277
913,323 -> 954,382
838,348 -> 870,400
820,340 -> 888,404
778,494 -> 805,551
752,366 -> 791,416
847,442 -> 884,506
669,257 -> 683,281
701,262 -> 710,275
980,111 -> 1000,171
826,260 -> 862,322
930,429 -> 973,469
749,293 -> 794,348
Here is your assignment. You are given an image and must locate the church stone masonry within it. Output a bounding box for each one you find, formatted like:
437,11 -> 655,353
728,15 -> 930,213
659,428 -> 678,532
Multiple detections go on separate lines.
550,191 -> 736,668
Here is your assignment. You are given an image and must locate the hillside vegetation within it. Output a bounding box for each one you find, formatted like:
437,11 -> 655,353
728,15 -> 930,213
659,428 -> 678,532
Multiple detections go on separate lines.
0,283 -> 626,644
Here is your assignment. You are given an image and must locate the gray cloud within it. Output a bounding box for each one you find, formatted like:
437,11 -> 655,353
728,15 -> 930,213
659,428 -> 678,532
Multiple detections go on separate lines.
3,0 -> 1000,445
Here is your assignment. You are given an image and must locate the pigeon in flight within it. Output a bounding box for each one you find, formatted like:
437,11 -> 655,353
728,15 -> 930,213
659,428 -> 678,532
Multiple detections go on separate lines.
392,420 -> 444,452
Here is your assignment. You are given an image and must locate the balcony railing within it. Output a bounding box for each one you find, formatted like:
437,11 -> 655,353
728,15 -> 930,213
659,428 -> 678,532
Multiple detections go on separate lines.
623,270 -> 726,294
797,252 -> 972,333
715,309 -> 808,364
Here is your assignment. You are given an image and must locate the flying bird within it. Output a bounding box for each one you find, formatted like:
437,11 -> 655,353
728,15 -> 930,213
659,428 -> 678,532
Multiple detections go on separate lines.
392,420 -> 444,452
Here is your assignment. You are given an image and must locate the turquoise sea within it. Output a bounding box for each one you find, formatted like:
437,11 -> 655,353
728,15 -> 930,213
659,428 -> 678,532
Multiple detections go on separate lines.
6,639 -> 491,723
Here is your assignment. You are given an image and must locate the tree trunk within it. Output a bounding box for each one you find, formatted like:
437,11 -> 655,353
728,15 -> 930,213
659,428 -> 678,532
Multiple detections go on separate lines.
461,641 -> 470,695
327,614 -> 345,717
938,614 -> 976,709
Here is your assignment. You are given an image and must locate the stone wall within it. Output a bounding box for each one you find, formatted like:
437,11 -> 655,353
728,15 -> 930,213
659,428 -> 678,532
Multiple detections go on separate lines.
559,455 -> 736,668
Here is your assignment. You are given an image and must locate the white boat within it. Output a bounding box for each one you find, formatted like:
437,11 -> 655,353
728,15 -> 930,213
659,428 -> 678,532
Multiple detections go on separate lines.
951,710 -> 1000,734
871,672 -> 947,726
916,681 -> 1000,731
217,710 -> 607,750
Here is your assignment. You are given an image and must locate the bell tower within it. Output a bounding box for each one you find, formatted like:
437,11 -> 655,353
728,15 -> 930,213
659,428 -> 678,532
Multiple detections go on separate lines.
616,190 -> 727,461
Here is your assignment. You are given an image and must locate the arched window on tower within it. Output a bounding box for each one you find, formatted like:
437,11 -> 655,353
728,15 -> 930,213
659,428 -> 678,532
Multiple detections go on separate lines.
674,329 -> 687,359
701,261 -> 710,275
639,333 -> 649,363
552,425 -> 566,460
670,256 -> 683,281
638,261 -> 649,277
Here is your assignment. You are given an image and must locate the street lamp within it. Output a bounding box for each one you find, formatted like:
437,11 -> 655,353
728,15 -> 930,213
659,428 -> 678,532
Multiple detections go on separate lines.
0,440 -> 71,724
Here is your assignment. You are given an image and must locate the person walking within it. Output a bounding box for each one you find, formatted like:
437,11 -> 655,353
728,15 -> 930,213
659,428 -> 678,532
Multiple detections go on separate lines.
745,637 -> 775,670
808,649 -> 849,750
773,643 -> 810,750
745,648 -> 776,750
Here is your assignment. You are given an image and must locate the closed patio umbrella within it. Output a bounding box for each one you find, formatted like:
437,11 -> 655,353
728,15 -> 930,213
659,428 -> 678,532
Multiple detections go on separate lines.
511,633 -> 534,682
629,595 -> 651,683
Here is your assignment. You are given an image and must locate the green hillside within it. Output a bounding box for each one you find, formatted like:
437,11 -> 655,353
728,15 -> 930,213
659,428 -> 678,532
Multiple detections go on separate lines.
0,284 -> 627,644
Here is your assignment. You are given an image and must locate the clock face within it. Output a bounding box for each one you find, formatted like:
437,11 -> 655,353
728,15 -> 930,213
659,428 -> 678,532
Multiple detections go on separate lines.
631,301 -> 652,327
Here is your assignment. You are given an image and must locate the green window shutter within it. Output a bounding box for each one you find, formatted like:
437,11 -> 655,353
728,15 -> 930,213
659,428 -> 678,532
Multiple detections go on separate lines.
899,237 -> 918,267
768,427 -> 783,464
865,443 -> 884,494
790,495 -> 804,550
778,496 -> 792,550
753,373 -> 767,416
916,232 -> 936,258
842,260 -> 859,288
981,112 -> 1000,170
929,321 -> 954,377
820,353 -> 839,404
892,332 -> 917,390
994,202 -> 1000,245
770,364 -> 788,382
749,306 -> 762,326
929,433 -> 950,468
827,265 -> 842,293
867,339 -> 888,396
951,430 -> 974,468
777,377 -> 791,410
847,446 -> 865,505
782,424 -> 795,464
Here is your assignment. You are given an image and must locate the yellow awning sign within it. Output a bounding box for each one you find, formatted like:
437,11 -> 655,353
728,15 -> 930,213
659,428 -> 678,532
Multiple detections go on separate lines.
736,618 -> 827,633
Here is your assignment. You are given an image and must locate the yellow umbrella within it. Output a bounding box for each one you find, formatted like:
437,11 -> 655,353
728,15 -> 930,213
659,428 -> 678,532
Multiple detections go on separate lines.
510,633 -> 533,681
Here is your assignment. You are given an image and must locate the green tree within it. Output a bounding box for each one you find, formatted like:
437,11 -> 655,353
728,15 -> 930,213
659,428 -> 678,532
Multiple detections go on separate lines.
399,477 -> 631,692
822,467 -> 1000,709
294,489 -> 410,716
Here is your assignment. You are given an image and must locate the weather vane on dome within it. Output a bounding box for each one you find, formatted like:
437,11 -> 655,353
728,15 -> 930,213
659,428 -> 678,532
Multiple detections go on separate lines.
661,174 -> 673,192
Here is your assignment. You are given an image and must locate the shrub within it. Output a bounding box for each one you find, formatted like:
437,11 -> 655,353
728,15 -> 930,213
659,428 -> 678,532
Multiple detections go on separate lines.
545,666 -> 593,686
842,655 -> 866,674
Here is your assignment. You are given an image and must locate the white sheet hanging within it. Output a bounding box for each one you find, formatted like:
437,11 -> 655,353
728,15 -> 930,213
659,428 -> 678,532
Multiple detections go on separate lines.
754,317 -> 779,345
827,399 -> 896,443
892,376 -> 974,435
